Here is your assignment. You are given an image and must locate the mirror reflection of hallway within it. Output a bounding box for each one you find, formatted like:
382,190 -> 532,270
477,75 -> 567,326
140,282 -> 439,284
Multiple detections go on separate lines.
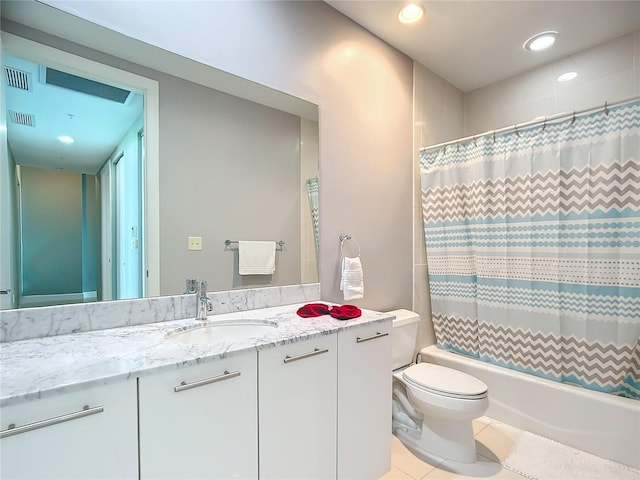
2,48 -> 146,307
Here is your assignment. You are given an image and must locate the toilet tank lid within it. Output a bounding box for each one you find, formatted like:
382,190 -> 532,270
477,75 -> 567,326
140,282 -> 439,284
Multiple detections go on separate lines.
387,309 -> 420,327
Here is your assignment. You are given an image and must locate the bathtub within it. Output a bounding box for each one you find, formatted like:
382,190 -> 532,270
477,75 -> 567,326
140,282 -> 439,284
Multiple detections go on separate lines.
420,345 -> 640,469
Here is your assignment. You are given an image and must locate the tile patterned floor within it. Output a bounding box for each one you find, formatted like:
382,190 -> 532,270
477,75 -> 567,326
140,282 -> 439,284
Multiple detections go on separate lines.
381,416 -> 639,480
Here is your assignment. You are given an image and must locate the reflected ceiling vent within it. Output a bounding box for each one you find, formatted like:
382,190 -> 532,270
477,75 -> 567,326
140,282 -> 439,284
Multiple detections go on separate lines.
4,66 -> 32,91
45,67 -> 131,103
9,110 -> 35,127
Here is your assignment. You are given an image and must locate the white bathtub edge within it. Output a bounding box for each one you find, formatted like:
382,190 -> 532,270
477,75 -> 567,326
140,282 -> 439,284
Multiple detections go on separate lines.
420,345 -> 640,469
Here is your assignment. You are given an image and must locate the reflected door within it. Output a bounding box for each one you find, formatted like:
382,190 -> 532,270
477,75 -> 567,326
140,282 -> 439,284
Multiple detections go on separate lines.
114,146 -> 142,300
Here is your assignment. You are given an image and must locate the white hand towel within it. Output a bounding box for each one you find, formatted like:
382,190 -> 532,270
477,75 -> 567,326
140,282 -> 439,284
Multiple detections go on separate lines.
238,241 -> 276,275
340,256 -> 364,300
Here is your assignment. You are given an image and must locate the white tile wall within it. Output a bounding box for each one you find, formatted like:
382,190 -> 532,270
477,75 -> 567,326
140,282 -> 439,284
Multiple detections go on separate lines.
465,30 -> 640,135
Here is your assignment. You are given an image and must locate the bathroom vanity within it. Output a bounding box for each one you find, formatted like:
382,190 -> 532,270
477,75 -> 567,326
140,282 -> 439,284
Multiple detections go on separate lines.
0,300 -> 392,479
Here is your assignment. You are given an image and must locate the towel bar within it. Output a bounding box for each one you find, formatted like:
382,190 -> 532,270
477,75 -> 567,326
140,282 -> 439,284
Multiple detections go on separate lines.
225,240 -> 285,250
339,234 -> 360,257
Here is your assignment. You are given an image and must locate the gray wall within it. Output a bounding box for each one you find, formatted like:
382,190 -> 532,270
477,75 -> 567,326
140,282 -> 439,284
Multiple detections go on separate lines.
160,75 -> 302,294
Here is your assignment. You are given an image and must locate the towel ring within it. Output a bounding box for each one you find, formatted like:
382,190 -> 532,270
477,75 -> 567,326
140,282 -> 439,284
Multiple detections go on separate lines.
340,234 -> 361,257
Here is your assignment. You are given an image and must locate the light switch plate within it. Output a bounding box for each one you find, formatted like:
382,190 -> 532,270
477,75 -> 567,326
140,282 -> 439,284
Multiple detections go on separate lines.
188,236 -> 202,251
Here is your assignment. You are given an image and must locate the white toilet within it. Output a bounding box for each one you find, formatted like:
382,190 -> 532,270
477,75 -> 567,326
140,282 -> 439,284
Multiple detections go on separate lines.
390,309 -> 488,464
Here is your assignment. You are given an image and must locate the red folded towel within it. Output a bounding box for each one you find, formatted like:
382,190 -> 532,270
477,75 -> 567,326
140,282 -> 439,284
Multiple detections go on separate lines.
329,304 -> 362,320
296,303 -> 362,320
296,303 -> 331,317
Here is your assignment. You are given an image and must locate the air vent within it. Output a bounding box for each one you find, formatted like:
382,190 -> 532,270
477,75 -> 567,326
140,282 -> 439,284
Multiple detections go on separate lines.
45,67 -> 131,104
9,110 -> 35,127
4,66 -> 31,91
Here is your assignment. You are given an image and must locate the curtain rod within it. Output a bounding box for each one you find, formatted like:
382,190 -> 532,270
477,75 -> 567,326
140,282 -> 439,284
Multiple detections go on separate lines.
420,95 -> 640,153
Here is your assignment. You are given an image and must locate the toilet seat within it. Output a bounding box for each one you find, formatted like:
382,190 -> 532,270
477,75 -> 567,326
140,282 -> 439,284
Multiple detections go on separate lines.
403,363 -> 488,400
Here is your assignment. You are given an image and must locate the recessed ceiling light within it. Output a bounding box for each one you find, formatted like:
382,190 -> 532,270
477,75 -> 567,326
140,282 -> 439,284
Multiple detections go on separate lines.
398,3 -> 424,24
557,71 -> 578,82
58,135 -> 74,144
523,31 -> 558,51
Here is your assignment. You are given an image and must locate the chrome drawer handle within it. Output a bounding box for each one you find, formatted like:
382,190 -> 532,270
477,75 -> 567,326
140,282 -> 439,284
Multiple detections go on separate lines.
1,405 -> 104,439
283,348 -> 329,364
174,370 -> 241,393
356,332 -> 389,343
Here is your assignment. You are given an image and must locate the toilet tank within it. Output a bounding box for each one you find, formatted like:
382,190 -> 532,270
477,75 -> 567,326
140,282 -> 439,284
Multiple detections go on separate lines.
389,309 -> 420,370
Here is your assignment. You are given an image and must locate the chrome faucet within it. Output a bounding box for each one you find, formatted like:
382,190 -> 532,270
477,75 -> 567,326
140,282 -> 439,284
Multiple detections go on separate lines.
197,281 -> 213,321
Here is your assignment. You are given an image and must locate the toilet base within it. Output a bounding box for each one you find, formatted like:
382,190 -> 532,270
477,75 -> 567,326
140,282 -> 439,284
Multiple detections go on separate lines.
421,414 -> 477,463
393,415 -> 478,464
391,367 -> 486,465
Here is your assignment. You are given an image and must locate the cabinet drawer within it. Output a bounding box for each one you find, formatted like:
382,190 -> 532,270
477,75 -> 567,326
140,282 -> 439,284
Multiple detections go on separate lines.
1,380 -> 138,480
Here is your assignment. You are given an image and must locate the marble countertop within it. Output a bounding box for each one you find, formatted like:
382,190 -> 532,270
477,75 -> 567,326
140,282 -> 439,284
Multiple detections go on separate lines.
0,303 -> 392,406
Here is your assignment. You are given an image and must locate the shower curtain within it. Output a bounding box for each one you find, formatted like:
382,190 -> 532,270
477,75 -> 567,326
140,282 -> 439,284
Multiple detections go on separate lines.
306,177 -> 320,253
419,100 -> 640,399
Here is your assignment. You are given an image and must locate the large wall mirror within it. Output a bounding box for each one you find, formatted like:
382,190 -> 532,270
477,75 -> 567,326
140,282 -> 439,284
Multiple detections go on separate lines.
0,2 -> 319,311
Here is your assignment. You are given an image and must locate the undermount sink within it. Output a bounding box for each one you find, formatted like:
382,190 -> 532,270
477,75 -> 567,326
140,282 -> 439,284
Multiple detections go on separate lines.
165,319 -> 278,345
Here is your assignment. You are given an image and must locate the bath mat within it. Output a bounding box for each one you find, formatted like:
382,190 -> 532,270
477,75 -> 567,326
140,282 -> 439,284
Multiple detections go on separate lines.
500,430 -> 640,480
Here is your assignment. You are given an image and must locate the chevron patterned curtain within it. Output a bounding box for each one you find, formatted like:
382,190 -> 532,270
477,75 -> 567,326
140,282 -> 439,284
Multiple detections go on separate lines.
306,177 -> 320,253
419,100 -> 640,399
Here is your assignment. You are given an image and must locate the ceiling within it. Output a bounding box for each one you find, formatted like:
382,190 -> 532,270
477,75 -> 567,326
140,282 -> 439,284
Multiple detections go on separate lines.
325,1 -> 640,92
3,54 -> 143,174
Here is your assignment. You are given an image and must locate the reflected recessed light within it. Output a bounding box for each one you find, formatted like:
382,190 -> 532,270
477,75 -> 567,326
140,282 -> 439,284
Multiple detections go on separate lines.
398,3 -> 424,24
557,71 -> 578,82
58,135 -> 74,144
523,31 -> 558,51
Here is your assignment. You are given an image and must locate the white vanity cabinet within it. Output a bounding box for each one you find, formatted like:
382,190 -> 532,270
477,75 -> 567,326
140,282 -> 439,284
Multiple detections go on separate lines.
258,333 -> 338,479
0,379 -> 138,480
138,350 -> 258,479
337,319 -> 392,479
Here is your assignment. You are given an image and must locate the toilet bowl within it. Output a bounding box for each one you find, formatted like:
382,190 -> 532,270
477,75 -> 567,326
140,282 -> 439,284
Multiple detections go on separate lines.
389,309 -> 488,464
394,363 -> 488,463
